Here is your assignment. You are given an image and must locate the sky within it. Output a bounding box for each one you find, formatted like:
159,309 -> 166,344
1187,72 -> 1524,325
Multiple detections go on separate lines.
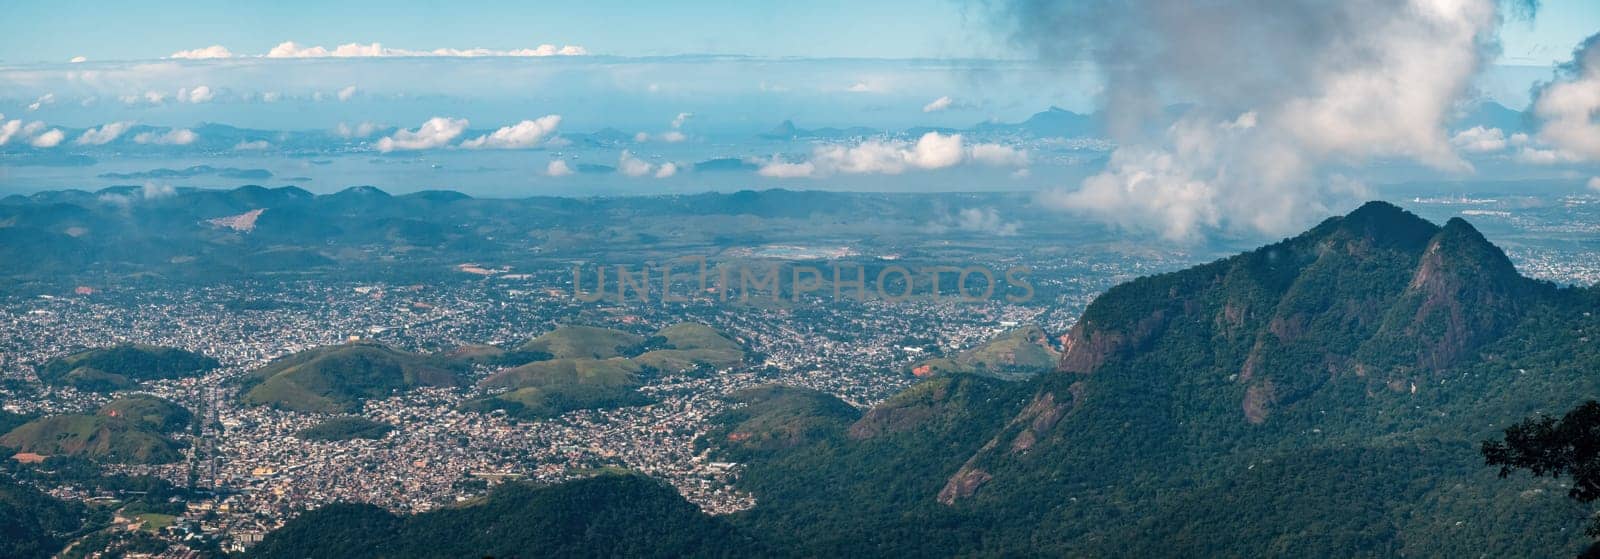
0,0 -> 1002,63
1,0 -> 1598,241
0,0 -> 1590,64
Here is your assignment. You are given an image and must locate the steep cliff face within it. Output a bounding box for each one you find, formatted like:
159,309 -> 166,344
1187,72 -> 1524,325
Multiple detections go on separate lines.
1363,218 -> 1530,372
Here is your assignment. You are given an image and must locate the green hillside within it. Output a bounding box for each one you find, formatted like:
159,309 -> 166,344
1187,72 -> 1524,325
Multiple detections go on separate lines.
698,385 -> 862,459
468,323 -> 745,419
911,325 -> 1058,380
248,473 -> 763,558
239,342 -> 462,413
98,395 -> 193,433
466,358 -> 647,419
0,396 -> 190,464
633,323 -> 746,372
515,325 -> 644,360
37,344 -> 218,392
692,202 -> 1600,556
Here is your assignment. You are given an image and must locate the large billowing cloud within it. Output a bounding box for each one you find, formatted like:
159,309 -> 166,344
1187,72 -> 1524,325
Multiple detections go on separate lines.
377,117 -> 468,152
460,115 -> 561,149
1531,33 -> 1600,161
758,132 -> 1027,178
994,0 -> 1533,241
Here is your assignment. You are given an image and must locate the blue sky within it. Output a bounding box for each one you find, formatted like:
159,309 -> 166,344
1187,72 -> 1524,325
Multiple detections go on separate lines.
0,0 -> 1597,215
0,0 -> 1003,63
1,0 -> 1590,64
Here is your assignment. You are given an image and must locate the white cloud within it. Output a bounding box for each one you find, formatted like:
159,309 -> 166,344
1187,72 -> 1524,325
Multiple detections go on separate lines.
659,131 -> 687,143
757,132 -> 1027,178
132,128 -> 198,145
1532,35 -> 1600,160
671,112 -> 693,129
923,95 -> 954,113
634,132 -> 650,142
29,129 -> 64,148
1514,146 -> 1580,165
141,183 -> 175,199
846,81 -> 881,93
618,150 -> 653,177
970,143 -> 1030,166
233,140 -> 270,150
121,90 -> 167,105
755,159 -> 816,178
460,115 -> 561,149
954,208 -> 1019,236
1589,177 -> 1600,192
1451,126 -> 1507,153
377,117 -> 468,152
337,85 -> 357,102
169,45 -> 234,59
999,0 -> 1502,241
546,160 -> 574,177
27,93 -> 54,111
336,121 -> 380,138
655,162 -> 678,178
0,120 -> 23,146
75,121 -> 134,145
178,85 -> 214,103
261,41 -> 587,58
261,91 -> 282,103
69,56 -> 86,63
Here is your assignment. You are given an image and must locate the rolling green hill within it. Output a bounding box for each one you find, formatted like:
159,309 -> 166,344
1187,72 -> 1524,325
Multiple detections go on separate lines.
37,344 -> 218,392
239,342 -> 462,413
248,473 -> 764,559
633,323 -> 746,372
297,417 -> 394,441
910,325 -> 1058,380
515,326 -> 644,360
0,396 -> 190,464
468,323 -> 746,419
466,358 -> 647,419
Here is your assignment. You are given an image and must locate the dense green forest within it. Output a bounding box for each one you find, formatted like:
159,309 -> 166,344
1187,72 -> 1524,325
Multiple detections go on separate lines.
249,473 -> 765,558
37,344 -> 218,392
0,476 -> 90,559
